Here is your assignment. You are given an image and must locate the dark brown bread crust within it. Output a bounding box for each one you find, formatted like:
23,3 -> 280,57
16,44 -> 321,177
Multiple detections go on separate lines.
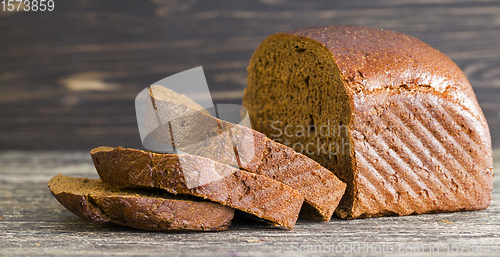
285,26 -> 488,130
90,147 -> 304,229
48,174 -> 235,231
244,25 -> 493,219
146,85 -> 346,221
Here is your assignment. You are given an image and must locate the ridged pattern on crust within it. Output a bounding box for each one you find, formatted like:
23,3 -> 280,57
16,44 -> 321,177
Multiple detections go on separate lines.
347,90 -> 493,218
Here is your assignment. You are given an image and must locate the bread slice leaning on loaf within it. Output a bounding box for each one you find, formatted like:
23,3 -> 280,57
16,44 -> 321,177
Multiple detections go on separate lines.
48,174 -> 235,231
244,25 -> 494,219
90,146 -> 304,229
145,85 -> 346,221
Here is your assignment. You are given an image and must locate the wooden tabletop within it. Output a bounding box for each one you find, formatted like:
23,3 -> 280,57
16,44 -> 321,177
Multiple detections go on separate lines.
0,150 -> 499,256
1,0 -> 500,256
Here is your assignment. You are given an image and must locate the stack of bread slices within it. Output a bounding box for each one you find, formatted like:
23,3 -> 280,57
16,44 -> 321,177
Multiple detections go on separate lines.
48,85 -> 347,231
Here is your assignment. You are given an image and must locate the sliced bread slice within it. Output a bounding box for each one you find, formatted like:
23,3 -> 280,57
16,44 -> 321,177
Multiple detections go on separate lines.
90,147 -> 304,229
48,174 -> 235,231
144,85 -> 346,221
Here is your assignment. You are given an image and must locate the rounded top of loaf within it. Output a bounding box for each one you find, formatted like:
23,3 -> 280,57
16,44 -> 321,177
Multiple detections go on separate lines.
282,26 -> 484,119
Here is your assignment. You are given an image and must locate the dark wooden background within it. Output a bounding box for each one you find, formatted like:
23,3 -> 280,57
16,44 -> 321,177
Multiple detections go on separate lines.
1,0 -> 500,150
1,1 -> 500,256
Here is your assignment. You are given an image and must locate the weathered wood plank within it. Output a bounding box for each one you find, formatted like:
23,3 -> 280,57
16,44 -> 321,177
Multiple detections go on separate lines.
0,150 -> 499,256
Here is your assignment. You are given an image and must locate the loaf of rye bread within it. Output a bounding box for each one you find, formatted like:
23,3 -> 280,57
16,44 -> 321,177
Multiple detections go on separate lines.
48,174 -> 235,231
90,146 -> 304,229
144,85 -> 346,221
243,25 -> 493,219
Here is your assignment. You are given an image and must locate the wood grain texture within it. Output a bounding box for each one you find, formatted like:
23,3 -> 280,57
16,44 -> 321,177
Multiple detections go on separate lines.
0,150 -> 499,256
1,1 -> 499,254
0,0 -> 500,150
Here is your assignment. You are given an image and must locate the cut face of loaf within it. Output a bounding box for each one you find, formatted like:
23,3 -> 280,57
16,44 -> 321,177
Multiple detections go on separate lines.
243,25 -> 493,219
90,146 -> 304,229
48,174 -> 235,231
145,85 -> 346,221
